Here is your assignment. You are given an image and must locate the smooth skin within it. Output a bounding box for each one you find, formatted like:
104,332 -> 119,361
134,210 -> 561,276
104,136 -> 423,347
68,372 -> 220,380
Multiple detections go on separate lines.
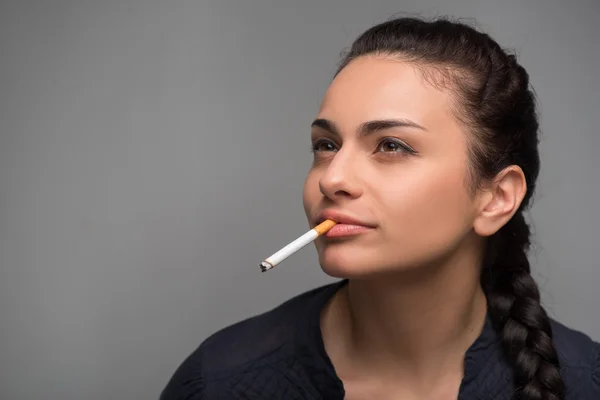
302,55 -> 527,399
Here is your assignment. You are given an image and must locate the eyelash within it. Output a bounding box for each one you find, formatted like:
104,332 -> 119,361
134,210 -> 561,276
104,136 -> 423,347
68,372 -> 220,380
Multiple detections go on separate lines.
310,137 -> 417,156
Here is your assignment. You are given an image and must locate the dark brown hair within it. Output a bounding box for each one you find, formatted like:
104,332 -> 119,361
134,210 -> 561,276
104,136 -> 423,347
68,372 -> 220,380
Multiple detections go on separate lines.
336,17 -> 563,400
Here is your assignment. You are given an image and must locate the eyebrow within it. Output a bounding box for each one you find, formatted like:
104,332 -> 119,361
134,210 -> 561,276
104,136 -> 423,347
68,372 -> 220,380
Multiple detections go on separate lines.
310,118 -> 427,137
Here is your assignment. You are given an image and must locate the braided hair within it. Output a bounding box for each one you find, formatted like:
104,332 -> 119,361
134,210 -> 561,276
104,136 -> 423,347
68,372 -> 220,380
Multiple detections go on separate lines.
335,17 -> 564,400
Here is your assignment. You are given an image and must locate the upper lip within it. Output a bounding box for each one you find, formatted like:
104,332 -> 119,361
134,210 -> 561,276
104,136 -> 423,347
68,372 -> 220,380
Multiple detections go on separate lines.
315,209 -> 376,227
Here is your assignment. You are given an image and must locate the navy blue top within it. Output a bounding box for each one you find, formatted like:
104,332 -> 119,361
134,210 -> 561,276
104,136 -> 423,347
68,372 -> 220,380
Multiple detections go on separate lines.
161,280 -> 600,399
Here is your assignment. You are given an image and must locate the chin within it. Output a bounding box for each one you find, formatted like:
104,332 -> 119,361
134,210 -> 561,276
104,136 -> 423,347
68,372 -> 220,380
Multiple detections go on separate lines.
317,250 -> 390,279
319,263 -> 369,279
316,241 -> 429,279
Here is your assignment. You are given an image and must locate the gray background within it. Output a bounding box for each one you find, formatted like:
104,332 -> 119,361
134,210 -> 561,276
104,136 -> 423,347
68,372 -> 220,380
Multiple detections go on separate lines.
1,0 -> 598,399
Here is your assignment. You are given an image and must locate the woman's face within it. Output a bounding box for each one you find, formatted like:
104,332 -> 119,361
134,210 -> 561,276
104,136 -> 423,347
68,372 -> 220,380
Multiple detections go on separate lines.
303,56 -> 481,278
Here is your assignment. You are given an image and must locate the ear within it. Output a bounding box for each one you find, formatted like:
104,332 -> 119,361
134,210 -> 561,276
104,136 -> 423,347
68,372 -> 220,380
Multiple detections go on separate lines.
473,166 -> 528,237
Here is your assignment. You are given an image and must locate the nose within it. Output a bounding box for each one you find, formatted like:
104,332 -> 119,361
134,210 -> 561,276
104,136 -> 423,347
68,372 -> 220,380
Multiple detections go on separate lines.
318,147 -> 363,201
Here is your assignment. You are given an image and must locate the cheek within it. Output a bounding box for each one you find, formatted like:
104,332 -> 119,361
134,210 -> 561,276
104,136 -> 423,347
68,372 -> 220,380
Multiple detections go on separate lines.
379,161 -> 473,250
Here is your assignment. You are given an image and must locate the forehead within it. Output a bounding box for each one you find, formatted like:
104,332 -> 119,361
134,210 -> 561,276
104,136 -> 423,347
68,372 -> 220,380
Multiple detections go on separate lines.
318,56 -> 456,128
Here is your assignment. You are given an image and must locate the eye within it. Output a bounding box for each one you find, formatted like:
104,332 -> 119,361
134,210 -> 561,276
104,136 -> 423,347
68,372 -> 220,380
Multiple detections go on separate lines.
376,138 -> 415,154
311,138 -> 338,153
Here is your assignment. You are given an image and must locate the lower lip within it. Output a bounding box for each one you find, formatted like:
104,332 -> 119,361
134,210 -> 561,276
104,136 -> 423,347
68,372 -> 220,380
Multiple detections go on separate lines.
323,224 -> 374,238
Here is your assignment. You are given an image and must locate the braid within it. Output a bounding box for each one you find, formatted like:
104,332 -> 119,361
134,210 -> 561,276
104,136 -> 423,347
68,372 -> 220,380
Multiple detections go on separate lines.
483,213 -> 565,400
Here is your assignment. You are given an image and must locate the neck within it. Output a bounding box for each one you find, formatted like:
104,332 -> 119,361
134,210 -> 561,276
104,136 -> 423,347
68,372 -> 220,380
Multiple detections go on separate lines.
321,238 -> 488,385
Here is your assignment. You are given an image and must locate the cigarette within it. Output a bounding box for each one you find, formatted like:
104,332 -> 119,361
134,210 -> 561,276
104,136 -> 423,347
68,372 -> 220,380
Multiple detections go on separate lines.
259,219 -> 336,272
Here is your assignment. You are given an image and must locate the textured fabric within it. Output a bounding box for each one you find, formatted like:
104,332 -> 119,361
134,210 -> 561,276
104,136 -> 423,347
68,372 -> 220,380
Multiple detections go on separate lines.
161,280 -> 600,399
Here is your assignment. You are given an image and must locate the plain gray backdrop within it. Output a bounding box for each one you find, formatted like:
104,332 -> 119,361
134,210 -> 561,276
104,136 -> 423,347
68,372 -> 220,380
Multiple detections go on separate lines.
1,0 -> 598,399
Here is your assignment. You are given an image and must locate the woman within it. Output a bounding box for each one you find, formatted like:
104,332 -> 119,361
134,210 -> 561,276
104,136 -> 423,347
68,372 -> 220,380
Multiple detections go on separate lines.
161,17 -> 599,399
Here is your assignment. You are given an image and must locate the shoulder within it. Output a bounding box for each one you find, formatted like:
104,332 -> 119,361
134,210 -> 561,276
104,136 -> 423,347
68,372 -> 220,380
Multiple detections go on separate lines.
550,318 -> 598,368
198,282 -> 332,372
549,318 -> 600,397
160,282 -> 340,400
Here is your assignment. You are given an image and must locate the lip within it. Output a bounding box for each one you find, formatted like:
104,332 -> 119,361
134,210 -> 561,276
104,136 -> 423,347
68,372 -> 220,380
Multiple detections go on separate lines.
314,209 -> 376,228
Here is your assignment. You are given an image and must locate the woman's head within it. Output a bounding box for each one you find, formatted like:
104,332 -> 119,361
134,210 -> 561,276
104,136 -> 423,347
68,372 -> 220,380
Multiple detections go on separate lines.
303,18 -> 533,277
303,17 -> 563,400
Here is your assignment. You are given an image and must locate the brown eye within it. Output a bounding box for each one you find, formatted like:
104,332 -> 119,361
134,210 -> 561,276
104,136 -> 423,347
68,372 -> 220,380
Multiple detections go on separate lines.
311,139 -> 338,153
376,138 -> 415,154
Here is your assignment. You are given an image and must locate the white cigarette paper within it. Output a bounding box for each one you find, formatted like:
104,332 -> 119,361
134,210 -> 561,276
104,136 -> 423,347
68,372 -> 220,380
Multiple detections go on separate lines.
259,219 -> 336,272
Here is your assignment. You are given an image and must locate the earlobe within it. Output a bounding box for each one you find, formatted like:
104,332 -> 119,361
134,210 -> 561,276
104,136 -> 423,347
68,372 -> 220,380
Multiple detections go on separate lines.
473,166 -> 527,237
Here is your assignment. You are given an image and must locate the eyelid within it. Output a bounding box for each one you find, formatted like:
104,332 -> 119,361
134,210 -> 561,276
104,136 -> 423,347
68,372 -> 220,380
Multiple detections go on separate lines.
311,137 -> 338,150
377,137 -> 417,154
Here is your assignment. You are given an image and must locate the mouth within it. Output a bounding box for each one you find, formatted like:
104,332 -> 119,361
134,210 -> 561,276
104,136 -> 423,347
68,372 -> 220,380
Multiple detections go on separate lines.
315,210 -> 376,238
